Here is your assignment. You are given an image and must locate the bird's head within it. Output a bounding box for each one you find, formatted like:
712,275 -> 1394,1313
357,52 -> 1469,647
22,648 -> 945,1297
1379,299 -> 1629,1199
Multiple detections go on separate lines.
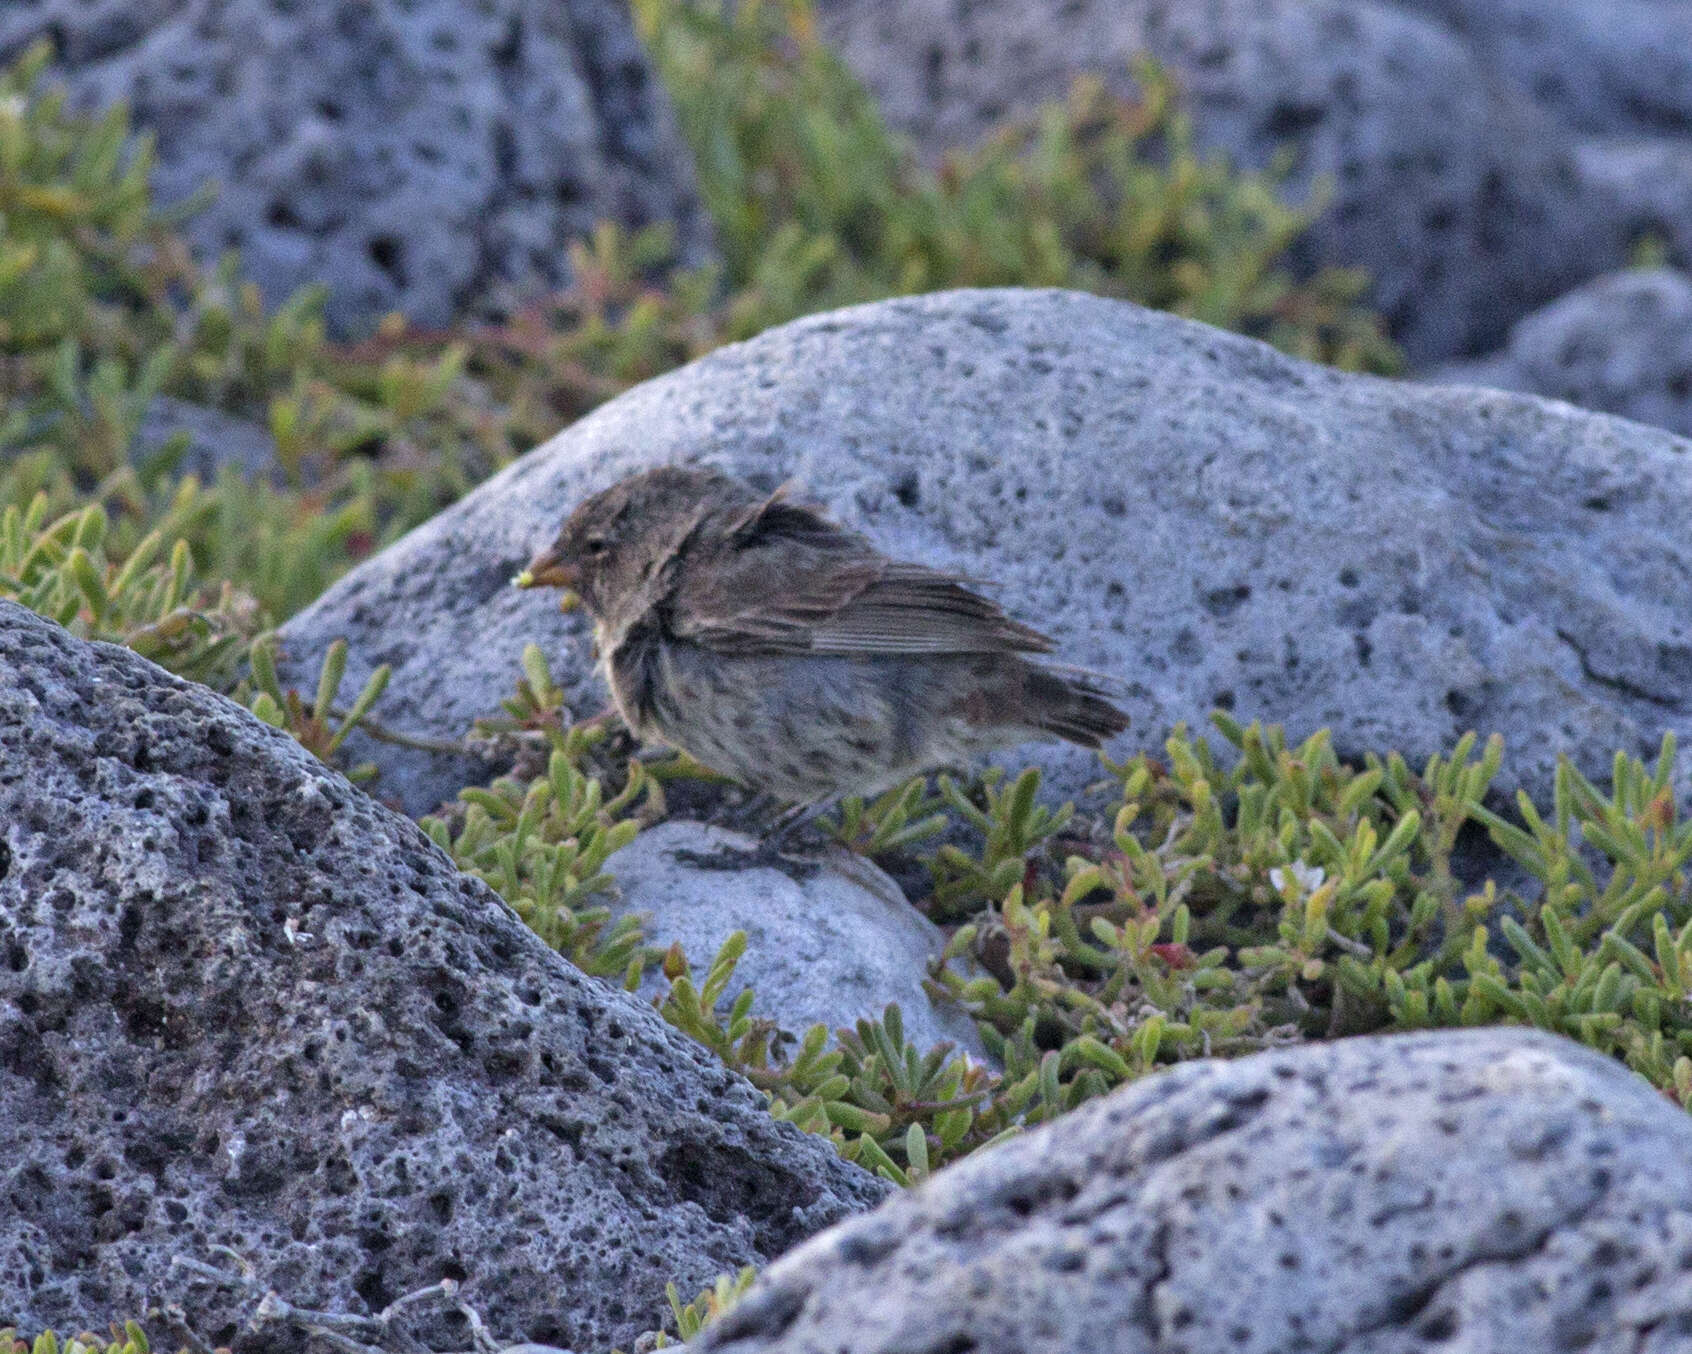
516,464 -> 748,627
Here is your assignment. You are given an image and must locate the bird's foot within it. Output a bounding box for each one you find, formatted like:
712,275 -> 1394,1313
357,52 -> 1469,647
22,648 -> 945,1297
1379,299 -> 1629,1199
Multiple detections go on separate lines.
672,839 -> 821,881
670,798 -> 838,880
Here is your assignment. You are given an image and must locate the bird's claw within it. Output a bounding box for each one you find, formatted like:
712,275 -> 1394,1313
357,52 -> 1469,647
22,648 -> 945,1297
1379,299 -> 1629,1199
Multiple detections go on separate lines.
672,842 -> 821,882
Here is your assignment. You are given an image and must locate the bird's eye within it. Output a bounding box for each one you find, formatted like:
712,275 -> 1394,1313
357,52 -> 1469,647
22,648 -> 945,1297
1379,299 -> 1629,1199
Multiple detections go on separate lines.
583,535 -> 608,556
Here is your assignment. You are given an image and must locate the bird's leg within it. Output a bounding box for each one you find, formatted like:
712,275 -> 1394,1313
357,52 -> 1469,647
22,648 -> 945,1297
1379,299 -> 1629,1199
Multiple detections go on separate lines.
672,797 -> 833,880
729,789 -> 782,834
761,797 -> 837,852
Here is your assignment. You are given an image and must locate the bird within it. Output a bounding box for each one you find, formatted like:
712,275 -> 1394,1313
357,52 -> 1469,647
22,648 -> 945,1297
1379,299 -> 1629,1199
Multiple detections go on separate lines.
515,465 -> 1128,851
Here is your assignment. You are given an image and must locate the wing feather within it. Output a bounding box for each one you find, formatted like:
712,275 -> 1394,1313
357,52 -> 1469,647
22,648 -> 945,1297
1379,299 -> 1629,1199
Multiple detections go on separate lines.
668,492 -> 1052,657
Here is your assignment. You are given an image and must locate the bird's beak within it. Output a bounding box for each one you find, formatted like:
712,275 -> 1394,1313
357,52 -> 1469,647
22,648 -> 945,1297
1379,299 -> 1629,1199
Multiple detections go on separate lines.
513,545 -> 579,592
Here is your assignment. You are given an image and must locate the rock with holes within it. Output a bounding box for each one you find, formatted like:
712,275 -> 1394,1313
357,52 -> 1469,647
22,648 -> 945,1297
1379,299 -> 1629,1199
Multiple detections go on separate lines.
688,1028 -> 1692,1354
603,821 -> 988,1061
1390,0 -> 1692,137
0,602 -> 888,1351
0,0 -> 711,335
813,0 -> 1613,362
1428,268 -> 1692,439
275,288 -> 1692,817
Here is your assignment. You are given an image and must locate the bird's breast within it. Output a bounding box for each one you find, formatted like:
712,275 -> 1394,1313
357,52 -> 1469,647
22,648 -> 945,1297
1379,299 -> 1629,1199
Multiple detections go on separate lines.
601,616 -> 667,740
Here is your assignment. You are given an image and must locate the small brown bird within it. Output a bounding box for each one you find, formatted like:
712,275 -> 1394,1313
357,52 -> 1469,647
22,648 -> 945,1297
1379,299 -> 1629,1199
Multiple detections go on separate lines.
517,465 -> 1127,823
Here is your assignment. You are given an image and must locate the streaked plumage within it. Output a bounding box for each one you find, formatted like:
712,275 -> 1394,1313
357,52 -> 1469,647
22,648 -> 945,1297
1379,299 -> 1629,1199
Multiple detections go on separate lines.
519,466 -> 1127,803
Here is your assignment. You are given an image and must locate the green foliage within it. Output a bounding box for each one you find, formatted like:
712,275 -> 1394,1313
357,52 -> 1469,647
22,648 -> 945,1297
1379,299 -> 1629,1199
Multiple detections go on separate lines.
414,637 -> 1692,1182
927,767 -> 1078,918
636,719 -> 1692,1187
1,492 -> 250,683
1461,744 -> 1692,1093
0,39 -> 166,360
658,936 -> 1005,1178
421,647 -> 656,981
656,1266 -> 759,1346
828,777 -> 950,856
633,0 -> 1400,371
925,720 -> 1692,1118
1,1324 -> 155,1354
0,42 -> 497,622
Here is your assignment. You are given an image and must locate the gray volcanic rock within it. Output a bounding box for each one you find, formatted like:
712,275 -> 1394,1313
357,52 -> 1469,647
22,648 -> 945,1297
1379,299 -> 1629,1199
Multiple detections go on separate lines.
690,1028 -> 1692,1354
134,395 -> 279,483
814,0 -> 1608,362
0,603 -> 887,1351
1574,138 -> 1692,273
1393,0 -> 1692,136
276,288 -> 1692,817
0,0 -> 710,335
1428,268 -> 1692,439
606,821 -> 987,1061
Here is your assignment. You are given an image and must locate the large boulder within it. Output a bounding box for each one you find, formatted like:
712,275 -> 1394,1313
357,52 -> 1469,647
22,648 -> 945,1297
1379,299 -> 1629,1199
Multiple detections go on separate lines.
0,602 -> 888,1351
276,288 -> 1692,817
1392,0 -> 1692,137
1429,268 -> 1692,439
690,1028 -> 1692,1354
813,0 -> 1609,362
0,0 -> 712,335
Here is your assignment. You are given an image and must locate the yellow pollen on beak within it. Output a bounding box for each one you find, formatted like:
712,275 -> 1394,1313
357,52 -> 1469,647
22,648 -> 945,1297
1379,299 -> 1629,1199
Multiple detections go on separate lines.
514,549 -> 583,611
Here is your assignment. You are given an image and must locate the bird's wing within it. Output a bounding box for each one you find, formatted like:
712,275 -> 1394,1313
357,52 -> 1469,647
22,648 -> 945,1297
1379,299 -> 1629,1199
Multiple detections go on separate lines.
668,488 -> 1053,656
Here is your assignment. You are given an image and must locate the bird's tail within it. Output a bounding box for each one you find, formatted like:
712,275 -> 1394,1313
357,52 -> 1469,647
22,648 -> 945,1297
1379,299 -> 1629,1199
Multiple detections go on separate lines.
1025,666 -> 1130,748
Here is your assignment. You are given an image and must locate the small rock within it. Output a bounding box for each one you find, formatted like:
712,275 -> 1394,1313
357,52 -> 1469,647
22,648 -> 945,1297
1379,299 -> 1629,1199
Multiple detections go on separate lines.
606,821 -> 987,1061
134,394 -> 280,483
691,1028 -> 1692,1353
1427,268 -> 1692,438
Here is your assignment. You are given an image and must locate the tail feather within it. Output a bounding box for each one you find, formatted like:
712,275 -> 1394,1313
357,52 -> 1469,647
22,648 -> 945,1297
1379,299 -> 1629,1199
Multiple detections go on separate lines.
1025,667 -> 1130,748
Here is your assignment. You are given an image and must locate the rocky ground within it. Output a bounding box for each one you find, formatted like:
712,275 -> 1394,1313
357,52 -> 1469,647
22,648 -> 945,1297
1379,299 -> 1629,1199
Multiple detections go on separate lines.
4,3 -> 1692,1351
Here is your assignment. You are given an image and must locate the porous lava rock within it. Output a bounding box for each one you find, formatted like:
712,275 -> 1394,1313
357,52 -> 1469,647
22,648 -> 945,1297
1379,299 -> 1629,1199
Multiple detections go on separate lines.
691,1028 -> 1692,1354
0,0 -> 711,334
0,602 -> 887,1351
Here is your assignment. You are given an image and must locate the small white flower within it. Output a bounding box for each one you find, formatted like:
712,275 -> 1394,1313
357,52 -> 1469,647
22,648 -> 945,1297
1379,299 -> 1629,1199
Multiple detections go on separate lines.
0,95 -> 25,120
1270,861 -> 1326,896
